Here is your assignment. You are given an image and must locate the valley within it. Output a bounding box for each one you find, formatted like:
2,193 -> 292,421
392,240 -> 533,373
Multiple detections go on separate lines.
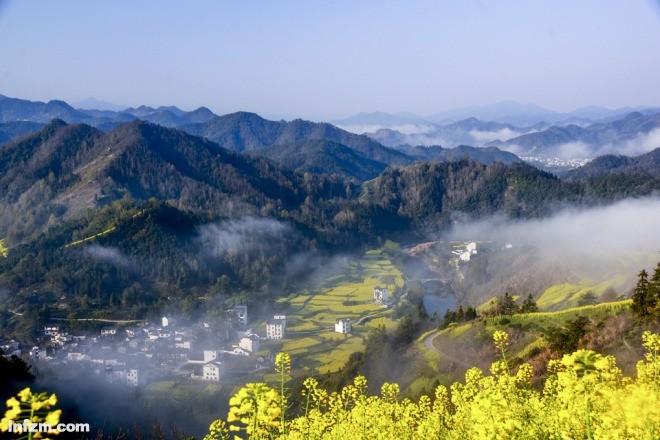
0,96 -> 658,439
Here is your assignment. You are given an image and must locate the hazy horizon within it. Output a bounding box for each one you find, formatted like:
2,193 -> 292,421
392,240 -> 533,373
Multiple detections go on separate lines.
1,1 -> 660,121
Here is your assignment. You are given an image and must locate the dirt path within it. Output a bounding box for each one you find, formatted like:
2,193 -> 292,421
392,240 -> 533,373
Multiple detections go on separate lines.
50,317 -> 146,324
423,331 -> 472,368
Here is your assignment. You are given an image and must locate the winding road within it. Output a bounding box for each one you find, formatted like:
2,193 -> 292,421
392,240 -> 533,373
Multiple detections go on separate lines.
423,330 -> 472,368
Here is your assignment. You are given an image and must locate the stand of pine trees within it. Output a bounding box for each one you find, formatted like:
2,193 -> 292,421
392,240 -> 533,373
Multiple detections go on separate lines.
631,262 -> 660,317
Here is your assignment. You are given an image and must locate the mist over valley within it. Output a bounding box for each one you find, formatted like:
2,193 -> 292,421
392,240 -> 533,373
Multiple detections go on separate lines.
2,1 -> 660,437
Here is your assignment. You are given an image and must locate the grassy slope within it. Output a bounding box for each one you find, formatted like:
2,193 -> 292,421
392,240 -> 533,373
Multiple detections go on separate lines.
416,300 -> 642,390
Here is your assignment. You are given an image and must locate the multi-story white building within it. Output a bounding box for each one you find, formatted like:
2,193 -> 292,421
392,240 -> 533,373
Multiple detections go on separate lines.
203,361 -> 224,382
106,368 -> 140,387
335,319 -> 352,334
266,317 -> 286,339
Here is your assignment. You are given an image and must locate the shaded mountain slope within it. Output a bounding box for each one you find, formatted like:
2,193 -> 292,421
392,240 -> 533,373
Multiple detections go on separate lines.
0,120 -> 350,244
565,148 -> 660,181
249,139 -> 388,181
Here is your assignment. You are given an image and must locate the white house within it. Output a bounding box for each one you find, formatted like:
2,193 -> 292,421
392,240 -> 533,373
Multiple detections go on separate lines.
203,361 -> 224,382
266,318 -> 286,339
106,368 -> 140,387
459,251 -> 471,261
374,286 -> 389,303
174,339 -> 192,350
101,327 -> 117,337
239,335 -> 260,354
233,305 -> 248,326
161,316 -> 170,328
335,319 -> 351,334
44,325 -> 60,336
453,242 -> 478,261
125,369 -> 139,387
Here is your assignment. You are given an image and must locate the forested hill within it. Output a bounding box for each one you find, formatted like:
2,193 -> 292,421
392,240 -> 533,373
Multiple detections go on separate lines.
179,111 -> 414,165
0,119 -> 351,244
395,144 -> 522,165
565,147 -> 660,181
247,139 -> 388,181
358,161 -> 579,230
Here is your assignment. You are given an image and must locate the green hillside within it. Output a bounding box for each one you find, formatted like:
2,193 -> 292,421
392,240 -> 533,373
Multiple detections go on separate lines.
417,299 -> 657,388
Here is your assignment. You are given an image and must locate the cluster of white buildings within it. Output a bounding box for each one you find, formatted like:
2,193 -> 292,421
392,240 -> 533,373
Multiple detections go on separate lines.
452,241 -> 478,262
19,305 -> 267,386
8,298 -> 371,387
521,155 -> 591,169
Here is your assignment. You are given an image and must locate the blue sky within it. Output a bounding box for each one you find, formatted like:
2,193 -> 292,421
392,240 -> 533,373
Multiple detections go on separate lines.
1,0 -> 659,120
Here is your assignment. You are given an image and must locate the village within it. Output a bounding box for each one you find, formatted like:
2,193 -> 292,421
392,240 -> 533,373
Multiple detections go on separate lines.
1,286 -> 394,389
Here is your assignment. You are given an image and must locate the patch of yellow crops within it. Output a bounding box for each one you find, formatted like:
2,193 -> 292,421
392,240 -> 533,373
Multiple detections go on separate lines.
203,331 -> 660,440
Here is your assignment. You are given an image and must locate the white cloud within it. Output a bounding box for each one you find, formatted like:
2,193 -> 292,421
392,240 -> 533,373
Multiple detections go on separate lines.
451,197 -> 660,257
84,245 -> 132,268
557,141 -> 593,159
197,217 -> 290,255
469,128 -> 521,144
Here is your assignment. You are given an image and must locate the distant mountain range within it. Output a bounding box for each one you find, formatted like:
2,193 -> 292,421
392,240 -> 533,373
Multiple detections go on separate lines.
73,97 -> 126,112
337,109 -> 660,164
365,117 -> 543,150
0,95 -> 526,181
2,94 -> 660,175
334,101 -> 660,128
0,94 -> 215,130
488,112 -> 660,159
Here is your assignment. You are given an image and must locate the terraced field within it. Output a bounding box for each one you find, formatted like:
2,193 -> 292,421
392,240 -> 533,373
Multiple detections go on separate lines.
267,249 -> 403,375
534,252 -> 655,311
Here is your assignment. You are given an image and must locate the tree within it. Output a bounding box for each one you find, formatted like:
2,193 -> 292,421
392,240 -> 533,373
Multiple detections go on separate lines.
577,290 -> 598,307
519,294 -> 539,313
631,269 -> 652,317
0,349 -> 35,394
465,305 -> 478,320
547,315 -> 591,354
491,292 -> 517,316
649,262 -> 660,315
